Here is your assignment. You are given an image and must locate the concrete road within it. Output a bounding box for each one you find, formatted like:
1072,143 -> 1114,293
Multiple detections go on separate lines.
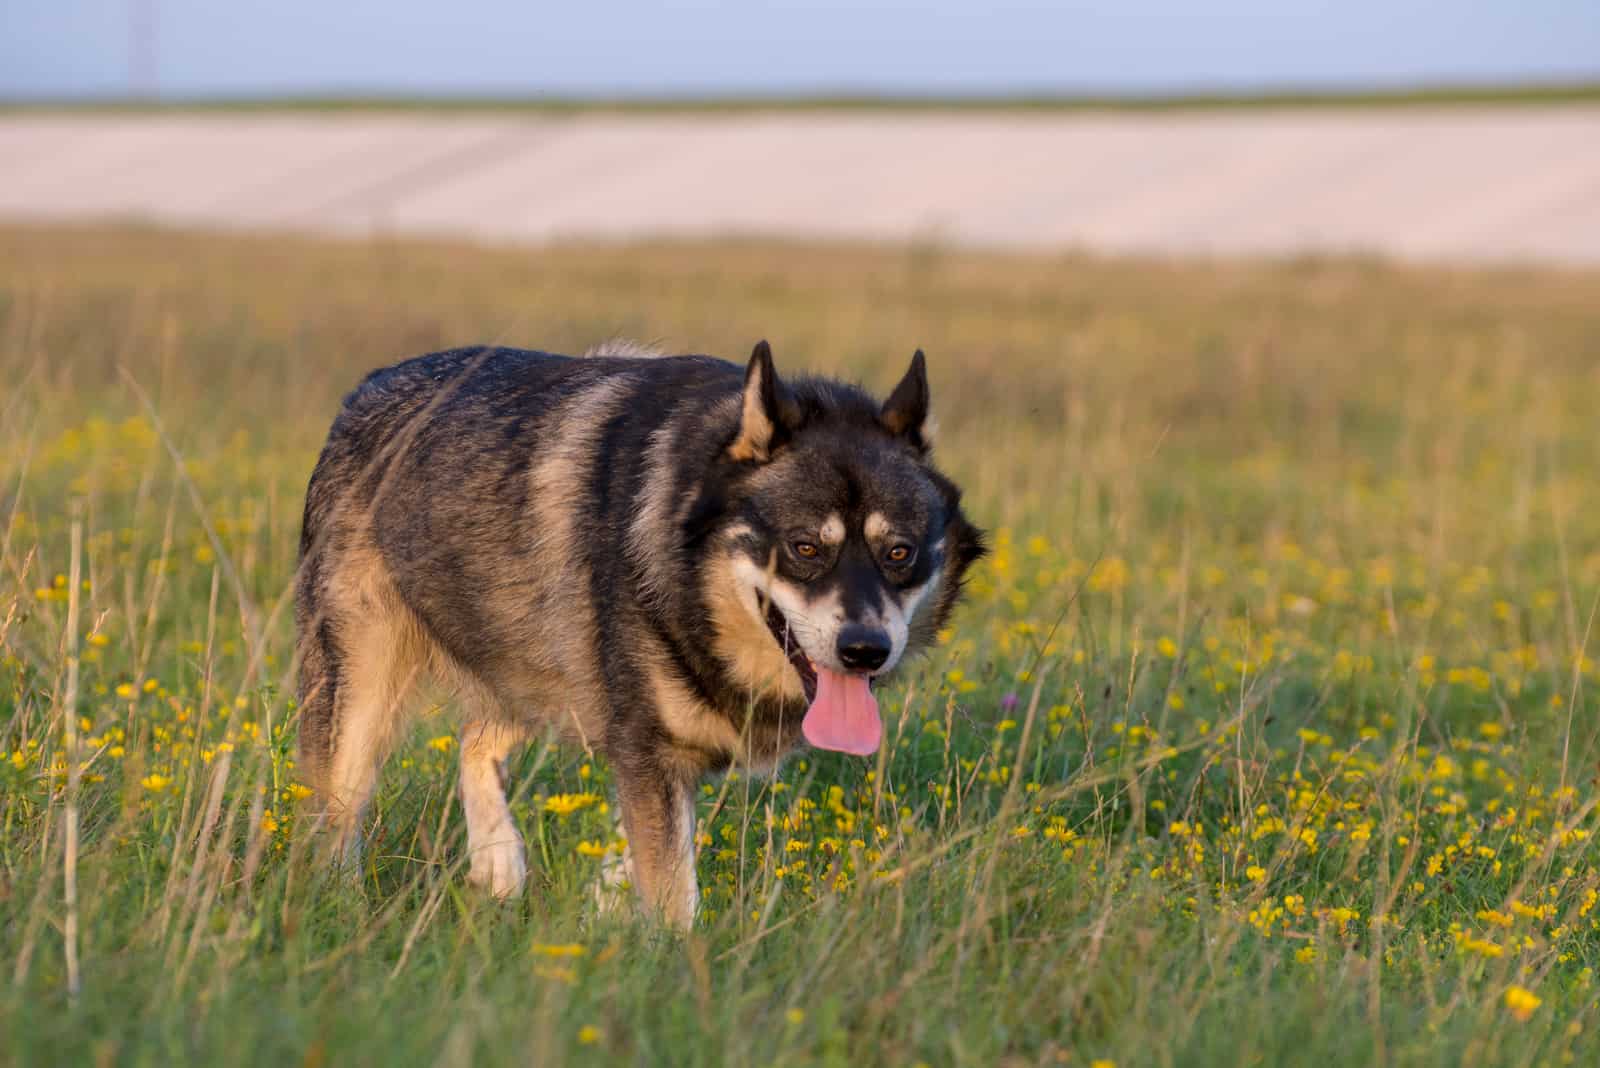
3,110 -> 1598,263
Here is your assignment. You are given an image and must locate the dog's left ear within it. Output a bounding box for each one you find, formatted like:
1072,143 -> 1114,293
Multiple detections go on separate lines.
880,349 -> 931,450
728,340 -> 800,463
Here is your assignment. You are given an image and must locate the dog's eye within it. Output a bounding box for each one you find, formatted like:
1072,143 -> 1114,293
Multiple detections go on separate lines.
793,541 -> 819,559
886,544 -> 915,565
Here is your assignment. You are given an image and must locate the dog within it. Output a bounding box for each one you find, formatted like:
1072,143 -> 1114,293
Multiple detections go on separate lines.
294,339 -> 985,927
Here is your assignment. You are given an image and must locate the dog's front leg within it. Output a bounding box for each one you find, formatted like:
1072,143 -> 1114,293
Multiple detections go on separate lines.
612,758 -> 699,930
459,719 -> 529,898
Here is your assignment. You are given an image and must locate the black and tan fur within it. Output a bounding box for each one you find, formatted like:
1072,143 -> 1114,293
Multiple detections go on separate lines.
295,340 -> 984,926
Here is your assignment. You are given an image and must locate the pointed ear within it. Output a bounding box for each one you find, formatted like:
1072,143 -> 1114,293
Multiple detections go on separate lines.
727,340 -> 798,462
880,349 -> 930,449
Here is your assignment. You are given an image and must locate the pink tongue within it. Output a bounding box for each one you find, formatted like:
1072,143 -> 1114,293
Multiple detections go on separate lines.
802,667 -> 882,755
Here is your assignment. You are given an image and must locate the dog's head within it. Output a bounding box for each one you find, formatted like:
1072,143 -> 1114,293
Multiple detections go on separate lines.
709,341 -> 986,755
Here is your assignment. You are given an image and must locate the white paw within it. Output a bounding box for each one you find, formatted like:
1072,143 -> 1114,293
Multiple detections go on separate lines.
466,832 -> 527,899
591,846 -> 633,917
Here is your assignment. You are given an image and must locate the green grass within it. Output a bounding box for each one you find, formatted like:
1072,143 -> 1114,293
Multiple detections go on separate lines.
4,223 -> 1600,1066
6,80 -> 1600,114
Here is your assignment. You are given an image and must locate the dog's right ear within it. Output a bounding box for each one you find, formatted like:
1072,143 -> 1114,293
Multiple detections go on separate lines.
880,349 -> 931,451
728,340 -> 799,462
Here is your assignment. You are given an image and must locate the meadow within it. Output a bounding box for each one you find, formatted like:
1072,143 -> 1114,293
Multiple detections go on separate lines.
3,222 -> 1600,1066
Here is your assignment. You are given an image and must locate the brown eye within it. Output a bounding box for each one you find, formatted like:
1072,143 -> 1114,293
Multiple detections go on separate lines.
886,544 -> 914,564
793,541 -> 819,559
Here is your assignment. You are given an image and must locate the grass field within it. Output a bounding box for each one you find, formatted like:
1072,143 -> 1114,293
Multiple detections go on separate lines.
3,223 -> 1600,1066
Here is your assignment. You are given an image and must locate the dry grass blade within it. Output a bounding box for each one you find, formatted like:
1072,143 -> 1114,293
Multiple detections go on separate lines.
61,504 -> 83,1000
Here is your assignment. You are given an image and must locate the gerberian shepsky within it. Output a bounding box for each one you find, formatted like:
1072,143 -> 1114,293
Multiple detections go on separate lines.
3,0 -> 1596,99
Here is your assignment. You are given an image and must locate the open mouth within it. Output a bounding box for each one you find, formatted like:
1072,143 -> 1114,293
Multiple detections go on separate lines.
758,595 -> 883,756
763,599 -> 818,702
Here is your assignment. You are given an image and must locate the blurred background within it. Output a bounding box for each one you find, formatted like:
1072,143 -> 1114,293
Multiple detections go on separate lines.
2,1 -> 1598,262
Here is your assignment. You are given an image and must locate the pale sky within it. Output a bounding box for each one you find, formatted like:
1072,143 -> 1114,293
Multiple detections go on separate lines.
3,1 -> 1597,100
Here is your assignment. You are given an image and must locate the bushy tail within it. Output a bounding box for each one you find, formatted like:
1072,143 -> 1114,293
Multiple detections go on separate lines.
294,610 -> 339,799
294,456 -> 340,801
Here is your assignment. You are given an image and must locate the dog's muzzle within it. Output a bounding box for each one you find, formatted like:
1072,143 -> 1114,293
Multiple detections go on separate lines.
762,600 -> 818,701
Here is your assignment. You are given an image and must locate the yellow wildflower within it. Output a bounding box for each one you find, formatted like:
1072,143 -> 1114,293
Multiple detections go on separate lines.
532,943 -> 586,958
544,792 -> 602,816
1503,985 -> 1541,1022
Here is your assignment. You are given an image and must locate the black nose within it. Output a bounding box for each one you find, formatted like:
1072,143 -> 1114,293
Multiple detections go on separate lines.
836,624 -> 891,672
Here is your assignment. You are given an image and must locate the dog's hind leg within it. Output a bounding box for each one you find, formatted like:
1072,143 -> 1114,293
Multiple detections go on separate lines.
325,616 -> 423,864
299,561 -> 427,867
458,711 -> 529,898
